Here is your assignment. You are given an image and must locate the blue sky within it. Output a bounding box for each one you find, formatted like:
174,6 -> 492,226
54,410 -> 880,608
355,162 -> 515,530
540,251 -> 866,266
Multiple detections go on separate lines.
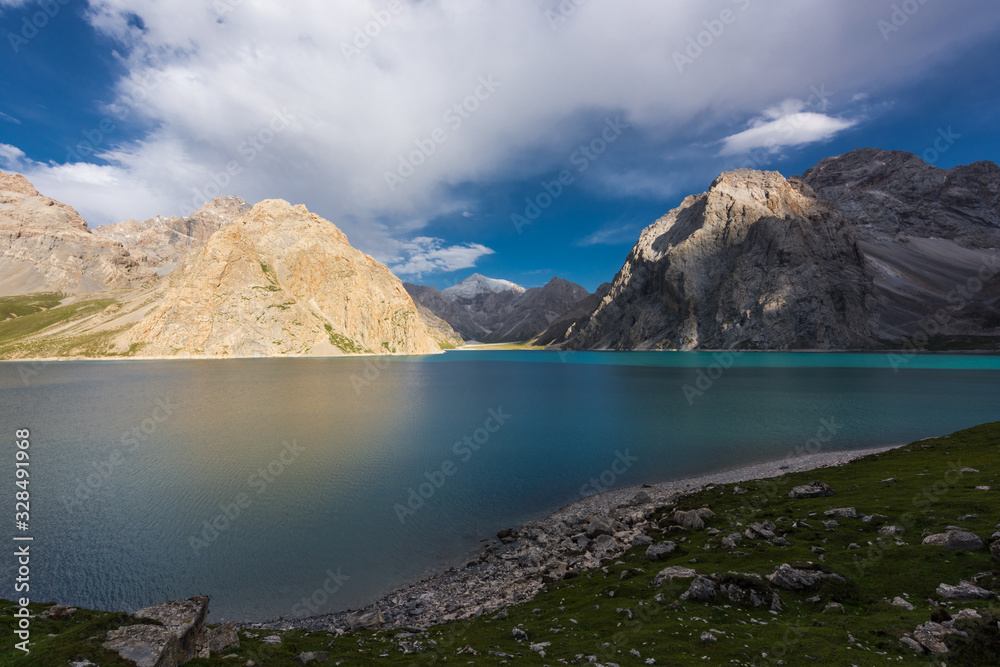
2,1 -> 999,292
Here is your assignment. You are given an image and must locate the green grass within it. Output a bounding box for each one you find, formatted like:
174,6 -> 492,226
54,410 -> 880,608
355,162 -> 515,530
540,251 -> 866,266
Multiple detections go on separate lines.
323,323 -> 371,354
0,297 -> 120,358
3,423 -> 998,665
0,292 -> 64,322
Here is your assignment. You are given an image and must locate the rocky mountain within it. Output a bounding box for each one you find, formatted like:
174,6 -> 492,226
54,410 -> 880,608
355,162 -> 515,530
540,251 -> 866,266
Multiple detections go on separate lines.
405,274 -> 589,343
124,199 -> 441,357
93,196 -> 251,275
555,170 -> 880,350
532,282 -> 612,346
0,170 -> 154,295
547,149 -> 1000,351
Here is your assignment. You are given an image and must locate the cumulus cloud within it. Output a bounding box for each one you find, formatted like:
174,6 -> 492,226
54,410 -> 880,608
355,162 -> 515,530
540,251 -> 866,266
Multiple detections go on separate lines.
389,237 -> 495,277
719,99 -> 857,156
5,0 -> 1000,267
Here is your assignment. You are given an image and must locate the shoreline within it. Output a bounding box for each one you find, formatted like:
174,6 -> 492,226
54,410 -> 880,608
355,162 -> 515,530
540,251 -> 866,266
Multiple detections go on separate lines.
242,442 -> 904,632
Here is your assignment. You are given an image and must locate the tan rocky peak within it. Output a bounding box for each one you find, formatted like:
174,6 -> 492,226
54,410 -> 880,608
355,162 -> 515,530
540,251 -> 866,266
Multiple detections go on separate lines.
707,168 -> 813,218
239,198 -> 350,245
0,169 -> 40,197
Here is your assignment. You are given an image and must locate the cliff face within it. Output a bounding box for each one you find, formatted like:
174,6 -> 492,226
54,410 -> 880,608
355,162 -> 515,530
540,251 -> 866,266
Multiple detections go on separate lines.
561,170 -> 880,350
0,170 -> 154,296
93,196 -> 251,275
406,275 -> 589,343
126,199 -> 440,357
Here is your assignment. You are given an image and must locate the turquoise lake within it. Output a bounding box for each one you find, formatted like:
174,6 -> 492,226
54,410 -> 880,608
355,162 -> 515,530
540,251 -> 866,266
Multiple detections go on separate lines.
1,351 -> 999,621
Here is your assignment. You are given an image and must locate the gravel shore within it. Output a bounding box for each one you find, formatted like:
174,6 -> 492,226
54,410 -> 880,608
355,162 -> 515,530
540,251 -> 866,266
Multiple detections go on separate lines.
244,442 -> 903,633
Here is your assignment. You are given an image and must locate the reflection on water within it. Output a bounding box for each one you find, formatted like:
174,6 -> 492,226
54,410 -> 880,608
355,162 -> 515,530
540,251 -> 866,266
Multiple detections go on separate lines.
0,352 -> 998,620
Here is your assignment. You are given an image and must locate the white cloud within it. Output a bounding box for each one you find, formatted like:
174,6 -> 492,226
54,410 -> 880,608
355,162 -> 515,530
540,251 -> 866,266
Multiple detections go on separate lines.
5,0 -> 1000,253
718,99 -> 857,156
389,237 -> 495,277
0,111 -> 22,125
0,143 -> 26,167
578,220 -> 644,247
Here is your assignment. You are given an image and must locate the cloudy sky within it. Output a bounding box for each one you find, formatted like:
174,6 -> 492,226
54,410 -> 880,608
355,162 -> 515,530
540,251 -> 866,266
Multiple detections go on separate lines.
1,1 -> 999,291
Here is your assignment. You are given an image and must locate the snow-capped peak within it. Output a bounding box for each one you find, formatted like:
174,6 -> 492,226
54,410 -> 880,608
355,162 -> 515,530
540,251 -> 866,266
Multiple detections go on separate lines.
441,273 -> 526,301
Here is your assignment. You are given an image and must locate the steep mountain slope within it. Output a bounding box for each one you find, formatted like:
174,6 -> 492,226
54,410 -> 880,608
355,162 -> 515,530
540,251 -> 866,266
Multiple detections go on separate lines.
532,282 -> 612,346
0,170 -> 154,295
125,199 -> 440,357
800,148 -> 1000,340
93,196 -> 251,275
559,170 -> 880,350
406,274 -> 589,343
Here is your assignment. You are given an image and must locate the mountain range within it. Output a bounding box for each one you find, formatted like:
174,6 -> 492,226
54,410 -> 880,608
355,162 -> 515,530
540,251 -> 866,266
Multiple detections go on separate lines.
1,146 -> 997,359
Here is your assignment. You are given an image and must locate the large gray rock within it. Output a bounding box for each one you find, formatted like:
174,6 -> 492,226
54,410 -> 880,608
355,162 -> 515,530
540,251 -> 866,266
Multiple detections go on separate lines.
204,624 -> 239,654
680,576 -> 717,601
653,566 -> 698,587
789,481 -> 835,499
912,621 -> 954,654
134,596 -> 210,662
674,508 -> 714,530
936,581 -> 995,600
921,530 -> 986,551
766,563 -> 845,590
645,541 -> 677,561
104,625 -> 181,667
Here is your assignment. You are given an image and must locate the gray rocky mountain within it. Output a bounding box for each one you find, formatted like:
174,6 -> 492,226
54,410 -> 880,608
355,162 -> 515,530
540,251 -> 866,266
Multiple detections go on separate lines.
0,170 -> 154,295
547,149 -> 999,351
405,275 -> 588,343
532,282 -> 612,346
93,196 -> 251,275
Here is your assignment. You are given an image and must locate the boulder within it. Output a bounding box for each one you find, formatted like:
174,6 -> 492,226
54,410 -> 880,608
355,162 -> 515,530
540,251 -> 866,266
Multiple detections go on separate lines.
630,490 -> 653,506
921,530 -> 985,551
41,604 -> 77,620
680,576 -> 717,601
674,508 -> 714,530
134,596 -> 210,662
991,540 -> 1000,562
653,566 -> 698,587
205,624 -> 239,654
879,525 -> 904,536
497,528 -> 519,544
294,652 -> 329,665
766,563 -> 845,591
912,621 -> 953,654
936,581 -> 995,600
788,481 -> 834,499
891,596 -> 915,610
104,624 -> 181,667
824,507 -> 856,518
586,518 -> 615,538
645,541 -> 677,561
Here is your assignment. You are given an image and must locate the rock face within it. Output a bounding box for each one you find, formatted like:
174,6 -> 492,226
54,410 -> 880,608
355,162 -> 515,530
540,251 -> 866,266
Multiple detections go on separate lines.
0,170 -> 154,295
558,170 -> 879,350
547,149 -> 1000,351
104,596 -> 210,666
405,274 -> 589,343
93,196 -> 250,275
125,200 -> 439,357
531,282 -> 612,346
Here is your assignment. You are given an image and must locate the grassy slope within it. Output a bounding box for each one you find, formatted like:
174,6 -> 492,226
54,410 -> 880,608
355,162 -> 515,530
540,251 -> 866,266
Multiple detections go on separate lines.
0,294 -> 129,359
3,423 -> 999,666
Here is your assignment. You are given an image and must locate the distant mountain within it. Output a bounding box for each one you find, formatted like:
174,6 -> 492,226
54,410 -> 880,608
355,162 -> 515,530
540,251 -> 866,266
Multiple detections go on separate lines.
405,275 -> 589,343
0,170 -> 154,295
545,149 -> 1000,351
532,282 -> 612,346
93,196 -> 251,275
124,200 -> 442,357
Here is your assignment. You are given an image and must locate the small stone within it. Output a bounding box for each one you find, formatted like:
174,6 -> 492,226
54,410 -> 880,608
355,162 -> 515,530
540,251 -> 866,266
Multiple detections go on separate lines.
788,481 -> 834,499
823,602 -> 844,613
891,596 -> 915,610
497,528 -> 519,544
631,490 -> 653,506
653,566 -> 698,587
960,467 -> 980,473
512,627 -> 528,641
992,540 -> 1000,562
879,525 -> 904,536
700,631 -> 717,642
900,636 -> 924,653
822,520 -> 839,529
680,576 -> 717,601
262,635 -> 282,645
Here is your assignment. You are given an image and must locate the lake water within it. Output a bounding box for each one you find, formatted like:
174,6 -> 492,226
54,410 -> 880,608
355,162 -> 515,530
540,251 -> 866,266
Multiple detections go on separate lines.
2,351 -> 999,621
